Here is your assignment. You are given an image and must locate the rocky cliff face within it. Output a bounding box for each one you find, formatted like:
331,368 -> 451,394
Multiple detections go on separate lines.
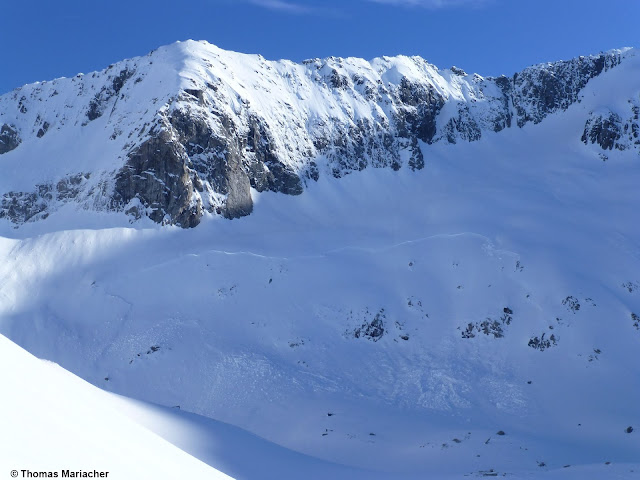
582,102 -> 640,153
0,42 -> 636,227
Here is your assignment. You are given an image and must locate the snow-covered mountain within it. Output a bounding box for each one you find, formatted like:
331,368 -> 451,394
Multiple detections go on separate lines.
1,42 -> 639,479
0,40 -> 638,228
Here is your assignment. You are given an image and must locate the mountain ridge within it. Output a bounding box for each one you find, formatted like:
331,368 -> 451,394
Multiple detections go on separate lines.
0,40 -> 638,229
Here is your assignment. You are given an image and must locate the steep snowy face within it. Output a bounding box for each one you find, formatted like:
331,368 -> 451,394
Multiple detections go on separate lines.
0,41 -> 637,228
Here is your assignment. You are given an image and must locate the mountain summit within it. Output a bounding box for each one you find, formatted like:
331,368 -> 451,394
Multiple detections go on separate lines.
0,40 -> 637,228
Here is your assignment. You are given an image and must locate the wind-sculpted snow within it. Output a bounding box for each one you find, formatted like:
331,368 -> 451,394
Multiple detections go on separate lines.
0,41 -> 637,228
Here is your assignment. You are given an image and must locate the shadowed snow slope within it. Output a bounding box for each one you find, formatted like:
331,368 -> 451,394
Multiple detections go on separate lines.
2,334 -> 406,479
0,334 -> 229,478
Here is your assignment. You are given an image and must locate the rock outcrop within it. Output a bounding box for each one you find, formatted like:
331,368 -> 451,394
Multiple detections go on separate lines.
512,53 -> 622,127
582,102 -> 640,151
0,124 -> 20,154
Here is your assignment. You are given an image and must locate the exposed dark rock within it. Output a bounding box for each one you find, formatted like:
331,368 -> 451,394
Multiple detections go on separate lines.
441,104 -> 482,144
110,97 -> 308,226
171,108 -> 253,219
528,333 -> 557,351
480,319 -> 504,338
112,68 -> 134,95
87,68 -> 135,121
461,323 -> 476,338
184,89 -> 205,105
562,296 -> 580,313
112,129 -> 202,227
493,76 -> 513,132
245,115 -> 302,195
0,190 -> 49,223
462,318 -> 504,339
461,307 -> 515,339
36,121 -> 50,138
354,309 -> 386,342
588,349 -> 600,362
56,173 -> 89,201
512,52 -> 622,127
407,138 -> 425,171
582,112 -> 624,150
0,173 -> 90,223
330,69 -> 350,89
582,102 -> 640,151
87,97 -> 104,121
305,161 -> 320,181
395,77 -> 445,144
0,124 -> 20,154
323,117 -> 408,177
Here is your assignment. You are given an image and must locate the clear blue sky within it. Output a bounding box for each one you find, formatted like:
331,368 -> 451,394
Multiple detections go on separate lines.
1,0 -> 638,94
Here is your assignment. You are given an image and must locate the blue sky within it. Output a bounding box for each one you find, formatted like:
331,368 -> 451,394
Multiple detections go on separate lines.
1,0 -> 638,94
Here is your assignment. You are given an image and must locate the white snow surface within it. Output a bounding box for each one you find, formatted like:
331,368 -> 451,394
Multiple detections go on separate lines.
0,334 -> 230,478
0,42 -> 640,479
5,332 -> 635,479
1,333 -> 413,479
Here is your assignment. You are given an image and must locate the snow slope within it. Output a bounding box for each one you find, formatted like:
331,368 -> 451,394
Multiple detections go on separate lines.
5,333 -> 633,479
2,333 -> 411,479
0,334 -> 230,479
